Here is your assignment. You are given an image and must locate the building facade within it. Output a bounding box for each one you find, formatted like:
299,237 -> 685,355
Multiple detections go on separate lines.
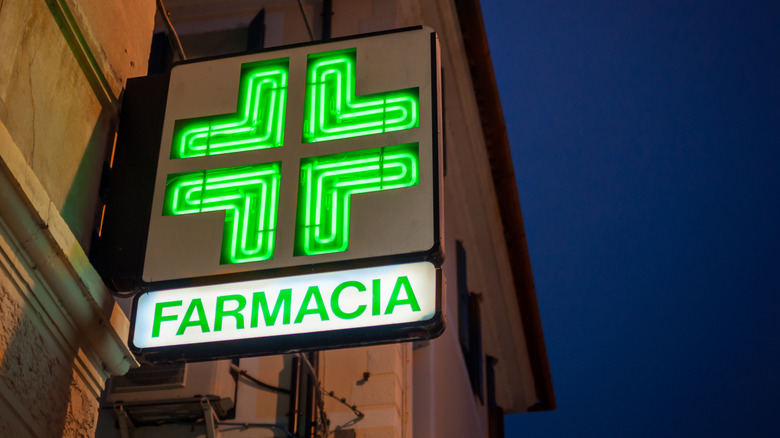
0,1 -> 553,437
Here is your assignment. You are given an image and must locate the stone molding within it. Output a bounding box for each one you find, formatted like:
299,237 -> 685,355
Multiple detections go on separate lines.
0,120 -> 138,391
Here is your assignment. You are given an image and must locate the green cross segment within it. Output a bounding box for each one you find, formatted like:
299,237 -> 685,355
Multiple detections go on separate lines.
302,49 -> 419,143
163,162 -> 281,264
295,143 -> 419,256
171,58 -> 288,159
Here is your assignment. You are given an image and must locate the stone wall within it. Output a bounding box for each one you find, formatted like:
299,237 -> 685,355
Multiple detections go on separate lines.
0,0 -> 155,436
0,203 -> 103,437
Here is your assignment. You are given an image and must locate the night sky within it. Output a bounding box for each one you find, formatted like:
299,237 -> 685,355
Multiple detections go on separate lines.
480,1 -> 780,436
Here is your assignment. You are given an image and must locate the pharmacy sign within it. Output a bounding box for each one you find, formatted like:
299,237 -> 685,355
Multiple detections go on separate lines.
129,27 -> 443,361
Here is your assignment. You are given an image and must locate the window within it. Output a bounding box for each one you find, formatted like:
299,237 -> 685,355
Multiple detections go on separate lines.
456,240 -> 484,402
486,356 -> 504,437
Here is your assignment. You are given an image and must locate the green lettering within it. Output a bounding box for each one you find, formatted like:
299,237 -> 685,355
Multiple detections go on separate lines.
251,289 -> 292,327
385,276 -> 421,314
372,279 -> 381,315
331,281 -> 367,320
152,300 -> 182,337
295,286 -> 329,323
176,299 -> 210,335
215,294 -> 246,331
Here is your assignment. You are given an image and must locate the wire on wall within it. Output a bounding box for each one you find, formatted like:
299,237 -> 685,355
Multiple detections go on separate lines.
229,364 -> 291,395
156,0 -> 187,60
296,0 -> 316,41
298,353 -> 364,436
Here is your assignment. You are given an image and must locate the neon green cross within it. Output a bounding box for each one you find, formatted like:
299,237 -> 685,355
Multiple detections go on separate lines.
295,143 -> 419,256
163,162 -> 281,264
162,49 -> 421,265
171,59 -> 288,159
302,48 -> 419,143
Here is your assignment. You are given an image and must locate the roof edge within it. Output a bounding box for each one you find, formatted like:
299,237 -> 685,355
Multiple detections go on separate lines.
452,0 -> 556,411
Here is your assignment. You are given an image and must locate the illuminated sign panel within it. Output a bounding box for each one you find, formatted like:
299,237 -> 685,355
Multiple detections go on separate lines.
134,262 -> 437,352
130,27 -> 442,360
143,28 -> 439,283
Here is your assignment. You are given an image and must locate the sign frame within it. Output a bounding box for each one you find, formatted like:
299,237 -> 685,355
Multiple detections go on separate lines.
141,26 -> 443,292
129,262 -> 443,362
114,27 -> 444,362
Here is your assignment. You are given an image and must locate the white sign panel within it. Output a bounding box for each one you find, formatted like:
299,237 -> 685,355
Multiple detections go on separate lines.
133,261 -> 437,349
142,27 -> 441,285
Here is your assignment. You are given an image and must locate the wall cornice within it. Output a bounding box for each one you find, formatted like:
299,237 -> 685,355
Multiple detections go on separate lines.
0,120 -> 138,389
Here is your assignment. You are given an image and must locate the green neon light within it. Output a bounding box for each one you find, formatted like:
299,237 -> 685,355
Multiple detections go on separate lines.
302,49 -> 419,143
295,143 -> 419,256
171,58 -> 288,159
163,162 -> 281,264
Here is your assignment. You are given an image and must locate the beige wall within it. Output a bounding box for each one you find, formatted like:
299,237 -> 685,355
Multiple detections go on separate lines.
0,0 -> 154,436
0,0 -> 154,248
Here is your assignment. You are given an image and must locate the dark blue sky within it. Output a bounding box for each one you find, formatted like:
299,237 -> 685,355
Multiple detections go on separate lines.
481,1 -> 780,436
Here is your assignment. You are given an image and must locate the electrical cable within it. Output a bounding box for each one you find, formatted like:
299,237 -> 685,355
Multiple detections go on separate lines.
298,353 -> 364,421
156,0 -> 187,60
229,364 -> 291,395
296,0 -> 316,41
